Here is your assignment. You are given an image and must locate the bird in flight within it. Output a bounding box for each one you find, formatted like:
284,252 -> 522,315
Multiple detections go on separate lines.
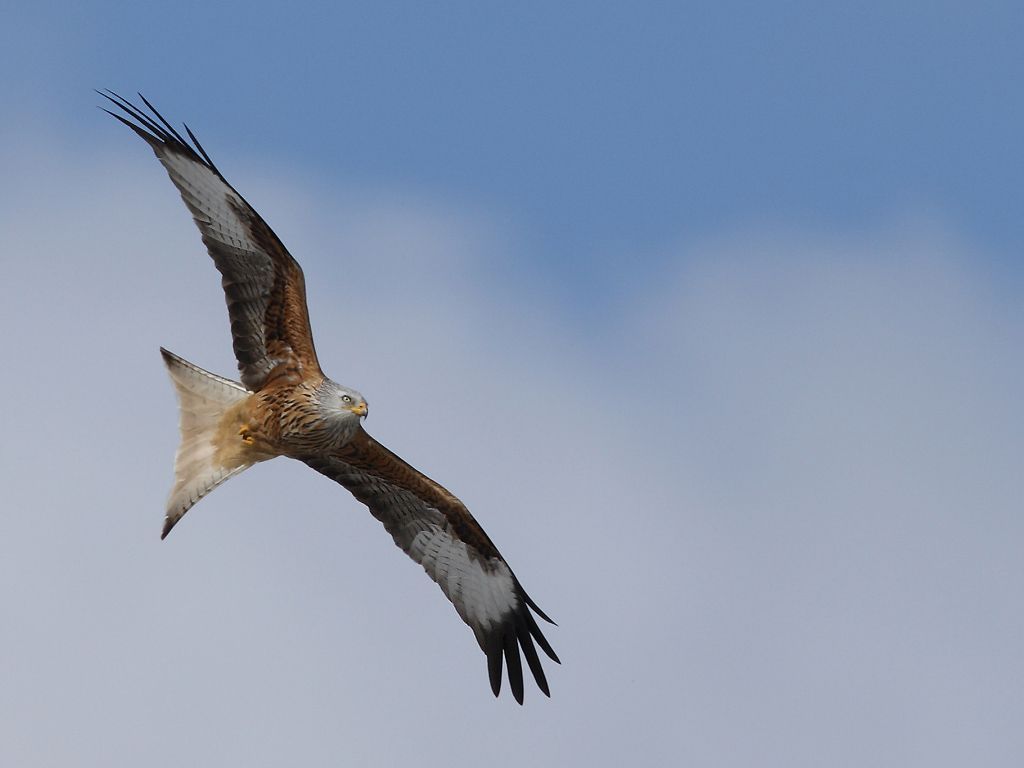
101,91 -> 558,703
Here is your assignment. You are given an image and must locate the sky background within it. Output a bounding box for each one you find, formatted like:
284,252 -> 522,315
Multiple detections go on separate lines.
1,3 -> 1022,766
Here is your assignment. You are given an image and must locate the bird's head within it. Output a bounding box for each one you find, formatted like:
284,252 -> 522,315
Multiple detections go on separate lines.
321,382 -> 370,423
309,379 -> 369,447
328,381 -> 368,420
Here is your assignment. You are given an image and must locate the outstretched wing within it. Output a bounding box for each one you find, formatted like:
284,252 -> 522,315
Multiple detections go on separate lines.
101,91 -> 321,391
302,429 -> 559,704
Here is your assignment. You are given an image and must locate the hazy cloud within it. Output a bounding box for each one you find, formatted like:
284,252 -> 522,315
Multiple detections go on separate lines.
1,143 -> 1021,767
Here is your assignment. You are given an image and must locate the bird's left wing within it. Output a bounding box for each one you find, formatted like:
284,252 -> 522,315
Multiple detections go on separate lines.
302,428 -> 559,704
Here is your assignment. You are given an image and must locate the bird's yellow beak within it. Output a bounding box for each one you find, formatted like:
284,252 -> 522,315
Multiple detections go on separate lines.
349,402 -> 368,418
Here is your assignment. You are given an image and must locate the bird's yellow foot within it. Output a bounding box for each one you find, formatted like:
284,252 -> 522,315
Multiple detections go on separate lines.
239,425 -> 255,446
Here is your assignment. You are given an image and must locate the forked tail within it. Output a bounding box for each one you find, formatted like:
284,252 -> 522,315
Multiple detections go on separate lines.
160,348 -> 254,539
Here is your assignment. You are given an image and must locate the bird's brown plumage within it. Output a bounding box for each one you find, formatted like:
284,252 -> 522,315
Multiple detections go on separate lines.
103,91 -> 559,703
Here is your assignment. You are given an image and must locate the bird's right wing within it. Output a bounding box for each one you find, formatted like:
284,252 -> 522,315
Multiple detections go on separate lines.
302,428 -> 559,704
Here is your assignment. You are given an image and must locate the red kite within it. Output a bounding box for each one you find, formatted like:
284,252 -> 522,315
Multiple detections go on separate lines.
102,92 -> 558,703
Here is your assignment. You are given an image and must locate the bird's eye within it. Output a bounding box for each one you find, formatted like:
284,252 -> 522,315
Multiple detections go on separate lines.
342,395 -> 352,403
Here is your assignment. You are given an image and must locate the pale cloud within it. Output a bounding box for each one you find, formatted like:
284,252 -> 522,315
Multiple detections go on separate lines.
0,142 -> 1020,766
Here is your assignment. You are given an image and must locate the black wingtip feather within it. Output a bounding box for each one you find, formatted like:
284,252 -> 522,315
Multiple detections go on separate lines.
516,615 -> 550,697
99,90 -> 220,175
184,123 -> 219,171
99,90 -> 168,141
503,633 -> 525,705
477,580 -> 560,700
522,589 -> 557,626
137,92 -> 190,148
487,634 -> 503,698
525,609 -> 561,664
100,108 -> 155,145
110,91 -> 164,136
481,593 -> 558,701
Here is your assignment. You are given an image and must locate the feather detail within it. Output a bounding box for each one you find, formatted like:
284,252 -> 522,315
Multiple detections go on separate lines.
303,428 -> 558,703
100,91 -> 322,391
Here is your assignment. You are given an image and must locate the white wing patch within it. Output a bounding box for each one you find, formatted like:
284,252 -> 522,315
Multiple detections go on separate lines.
355,477 -> 521,635
410,526 -> 518,636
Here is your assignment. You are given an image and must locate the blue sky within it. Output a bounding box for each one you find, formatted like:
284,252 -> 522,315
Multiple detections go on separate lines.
6,2 -> 1023,300
1,3 -> 1023,767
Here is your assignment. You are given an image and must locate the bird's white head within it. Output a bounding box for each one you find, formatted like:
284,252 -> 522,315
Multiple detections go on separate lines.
325,380 -> 368,420
310,379 -> 369,448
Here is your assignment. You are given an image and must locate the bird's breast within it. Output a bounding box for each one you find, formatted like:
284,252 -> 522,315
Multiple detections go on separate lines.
271,390 -> 358,456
